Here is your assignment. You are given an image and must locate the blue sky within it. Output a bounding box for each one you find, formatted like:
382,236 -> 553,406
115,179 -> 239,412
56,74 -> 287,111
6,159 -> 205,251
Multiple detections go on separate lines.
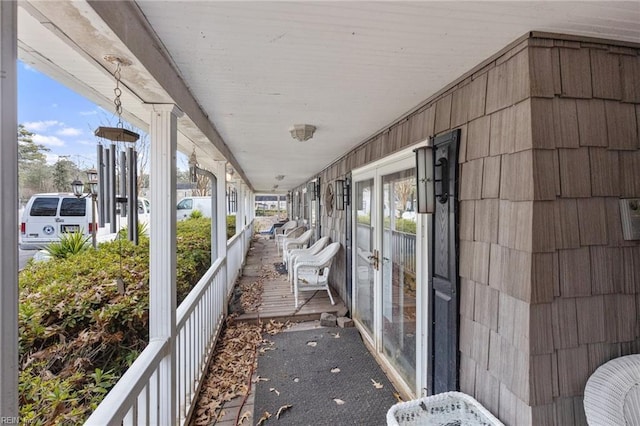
18,61 -> 194,172
18,61 -> 143,169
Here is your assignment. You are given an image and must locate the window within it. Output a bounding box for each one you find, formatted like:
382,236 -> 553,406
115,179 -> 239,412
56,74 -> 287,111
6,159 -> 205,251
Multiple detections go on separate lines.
177,199 -> 193,210
60,198 -> 86,216
30,198 -> 59,216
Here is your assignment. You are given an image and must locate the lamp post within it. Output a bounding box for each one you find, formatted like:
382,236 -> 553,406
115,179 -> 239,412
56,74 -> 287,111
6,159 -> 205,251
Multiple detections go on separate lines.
71,168 -> 99,248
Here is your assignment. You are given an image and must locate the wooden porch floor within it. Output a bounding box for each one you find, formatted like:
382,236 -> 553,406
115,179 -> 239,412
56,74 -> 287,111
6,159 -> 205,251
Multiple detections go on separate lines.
235,233 -> 347,323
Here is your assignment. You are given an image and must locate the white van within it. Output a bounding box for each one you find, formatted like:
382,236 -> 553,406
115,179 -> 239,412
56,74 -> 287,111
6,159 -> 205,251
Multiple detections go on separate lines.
20,193 -> 151,249
177,196 -> 212,221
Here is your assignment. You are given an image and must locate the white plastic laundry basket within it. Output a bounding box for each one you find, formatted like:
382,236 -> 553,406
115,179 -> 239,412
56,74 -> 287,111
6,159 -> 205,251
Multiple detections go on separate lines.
386,391 -> 504,426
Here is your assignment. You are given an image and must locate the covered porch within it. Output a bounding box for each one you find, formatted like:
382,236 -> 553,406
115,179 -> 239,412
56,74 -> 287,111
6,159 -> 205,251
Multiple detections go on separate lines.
1,2 -> 640,426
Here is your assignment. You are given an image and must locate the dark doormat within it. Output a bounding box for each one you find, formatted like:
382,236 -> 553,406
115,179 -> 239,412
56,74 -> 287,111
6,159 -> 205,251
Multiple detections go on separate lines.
254,327 -> 399,425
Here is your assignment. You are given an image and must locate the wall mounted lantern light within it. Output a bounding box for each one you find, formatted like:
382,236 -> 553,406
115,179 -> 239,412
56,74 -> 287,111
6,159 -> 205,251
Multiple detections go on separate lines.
335,179 -> 350,211
308,179 -> 320,201
414,146 -> 435,214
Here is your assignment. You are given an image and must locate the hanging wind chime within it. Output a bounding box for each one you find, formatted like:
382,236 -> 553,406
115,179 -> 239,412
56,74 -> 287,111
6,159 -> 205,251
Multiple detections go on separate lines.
94,55 -> 141,295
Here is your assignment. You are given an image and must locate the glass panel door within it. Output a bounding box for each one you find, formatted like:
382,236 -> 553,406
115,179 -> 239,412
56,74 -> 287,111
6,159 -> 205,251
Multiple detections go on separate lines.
381,168 -> 417,390
353,177 -> 375,338
351,148 -> 426,397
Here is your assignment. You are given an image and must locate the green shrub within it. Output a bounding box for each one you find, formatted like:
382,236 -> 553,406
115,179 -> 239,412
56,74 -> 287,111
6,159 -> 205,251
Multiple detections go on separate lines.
394,218 -> 416,234
226,215 -> 236,239
117,221 -> 149,239
18,217 -> 212,424
44,231 -> 91,259
190,210 -> 204,219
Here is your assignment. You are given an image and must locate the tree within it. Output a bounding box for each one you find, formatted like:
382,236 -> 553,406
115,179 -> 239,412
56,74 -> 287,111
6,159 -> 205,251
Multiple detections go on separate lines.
52,158 -> 80,192
18,124 -> 53,203
192,174 -> 211,196
18,124 -> 48,165
394,179 -> 415,216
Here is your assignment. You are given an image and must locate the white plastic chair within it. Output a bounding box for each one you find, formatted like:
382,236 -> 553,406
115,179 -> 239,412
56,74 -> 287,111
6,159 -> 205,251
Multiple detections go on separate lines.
292,242 -> 340,308
282,229 -> 313,264
287,236 -> 330,286
273,220 -> 296,246
584,354 -> 640,426
276,226 -> 305,255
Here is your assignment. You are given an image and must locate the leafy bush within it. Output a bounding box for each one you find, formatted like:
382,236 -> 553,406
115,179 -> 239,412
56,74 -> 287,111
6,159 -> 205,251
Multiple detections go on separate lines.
190,209 -> 204,219
44,231 -> 91,259
117,221 -> 149,239
255,209 -> 279,217
18,217 -> 212,424
394,218 -> 416,234
226,215 -> 236,239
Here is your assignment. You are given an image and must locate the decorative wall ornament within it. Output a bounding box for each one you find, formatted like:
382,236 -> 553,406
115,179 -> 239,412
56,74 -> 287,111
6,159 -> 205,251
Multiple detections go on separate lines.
324,181 -> 334,217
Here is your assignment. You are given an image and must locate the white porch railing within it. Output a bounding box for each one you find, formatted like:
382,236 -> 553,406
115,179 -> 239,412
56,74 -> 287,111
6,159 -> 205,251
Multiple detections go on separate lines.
84,222 -> 253,426
226,222 -> 253,295
176,257 -> 226,423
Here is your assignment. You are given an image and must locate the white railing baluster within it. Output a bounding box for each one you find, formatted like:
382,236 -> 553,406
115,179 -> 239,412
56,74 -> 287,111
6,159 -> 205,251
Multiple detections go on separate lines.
85,224 -> 253,425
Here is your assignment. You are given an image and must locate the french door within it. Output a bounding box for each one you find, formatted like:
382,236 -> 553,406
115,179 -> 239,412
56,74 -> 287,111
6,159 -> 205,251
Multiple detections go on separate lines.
351,148 -> 429,397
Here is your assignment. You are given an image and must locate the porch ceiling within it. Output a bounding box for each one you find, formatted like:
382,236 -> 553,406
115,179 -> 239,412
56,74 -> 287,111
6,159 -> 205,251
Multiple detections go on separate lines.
17,1 -> 640,193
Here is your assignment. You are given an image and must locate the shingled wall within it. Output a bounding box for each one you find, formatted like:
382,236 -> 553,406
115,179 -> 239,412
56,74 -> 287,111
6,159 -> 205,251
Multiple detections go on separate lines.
294,33 -> 640,425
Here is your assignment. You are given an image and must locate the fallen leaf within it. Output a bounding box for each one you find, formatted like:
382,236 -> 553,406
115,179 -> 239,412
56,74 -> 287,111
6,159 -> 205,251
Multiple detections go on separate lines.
307,341 -> 317,347
293,377 -> 300,383
371,379 -> 383,389
331,368 -> 341,373
276,404 -> 293,419
393,392 -> 404,403
269,387 -> 280,396
330,332 -> 341,339
333,398 -> 346,405
252,375 -> 270,383
257,411 -> 271,426
238,411 -> 251,424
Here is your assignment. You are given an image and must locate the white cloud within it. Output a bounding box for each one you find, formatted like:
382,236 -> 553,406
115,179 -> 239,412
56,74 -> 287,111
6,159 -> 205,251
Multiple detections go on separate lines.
22,63 -> 37,72
33,134 -> 65,147
56,127 -> 82,137
44,153 -> 59,165
79,110 -> 98,116
77,140 -> 96,146
23,120 -> 61,132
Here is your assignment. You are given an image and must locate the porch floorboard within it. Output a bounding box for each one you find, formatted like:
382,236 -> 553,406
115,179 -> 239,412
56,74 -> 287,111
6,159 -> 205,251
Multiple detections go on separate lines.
235,234 -> 346,324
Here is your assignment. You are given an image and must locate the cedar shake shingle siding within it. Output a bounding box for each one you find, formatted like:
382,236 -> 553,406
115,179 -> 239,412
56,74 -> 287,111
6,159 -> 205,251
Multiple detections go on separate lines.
293,33 -> 639,426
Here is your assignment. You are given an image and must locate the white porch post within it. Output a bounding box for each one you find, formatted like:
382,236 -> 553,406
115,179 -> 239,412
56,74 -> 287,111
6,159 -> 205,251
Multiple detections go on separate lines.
0,1 -> 18,419
236,182 -> 244,234
215,161 -> 228,259
248,190 -> 255,224
147,103 -> 182,424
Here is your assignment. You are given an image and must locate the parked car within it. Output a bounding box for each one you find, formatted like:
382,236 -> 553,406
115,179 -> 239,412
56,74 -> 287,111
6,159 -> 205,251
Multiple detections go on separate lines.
19,193 -> 150,250
177,196 -> 212,221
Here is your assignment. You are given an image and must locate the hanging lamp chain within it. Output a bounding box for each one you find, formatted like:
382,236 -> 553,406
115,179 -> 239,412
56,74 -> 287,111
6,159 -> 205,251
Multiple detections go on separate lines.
113,61 -> 123,129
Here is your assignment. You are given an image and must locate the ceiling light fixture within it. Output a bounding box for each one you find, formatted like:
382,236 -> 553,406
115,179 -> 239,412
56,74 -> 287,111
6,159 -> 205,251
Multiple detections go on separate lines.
289,124 -> 316,142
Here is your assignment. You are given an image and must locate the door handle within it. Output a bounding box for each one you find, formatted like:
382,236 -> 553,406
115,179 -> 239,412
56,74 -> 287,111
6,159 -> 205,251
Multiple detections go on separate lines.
367,249 -> 380,271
